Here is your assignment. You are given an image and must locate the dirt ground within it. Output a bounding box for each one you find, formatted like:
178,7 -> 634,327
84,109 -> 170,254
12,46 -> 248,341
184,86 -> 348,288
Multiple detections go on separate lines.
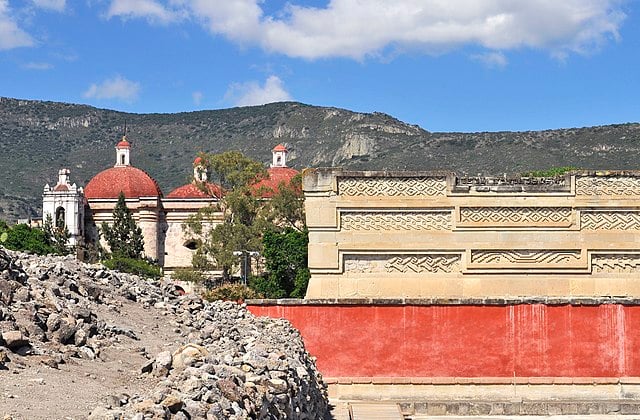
0,295 -> 185,420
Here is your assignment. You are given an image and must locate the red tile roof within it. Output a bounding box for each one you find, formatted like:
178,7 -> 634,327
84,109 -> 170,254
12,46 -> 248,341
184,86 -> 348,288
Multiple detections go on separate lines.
272,143 -> 288,152
166,182 -> 223,199
252,167 -> 299,198
85,166 -> 162,199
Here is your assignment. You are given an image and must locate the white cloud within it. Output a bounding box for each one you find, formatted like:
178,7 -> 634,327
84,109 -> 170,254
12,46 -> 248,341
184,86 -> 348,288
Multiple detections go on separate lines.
31,0 -> 66,12
122,0 -> 626,60
107,0 -> 179,24
0,0 -> 34,50
225,76 -> 292,107
471,51 -> 508,69
23,61 -> 53,70
83,75 -> 141,102
192,90 -> 203,105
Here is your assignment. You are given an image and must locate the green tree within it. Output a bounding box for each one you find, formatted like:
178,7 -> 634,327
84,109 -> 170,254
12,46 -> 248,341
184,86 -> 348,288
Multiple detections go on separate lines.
251,227 -> 310,298
184,150 -> 309,295
101,192 -> 145,259
43,214 -> 71,255
185,152 -> 267,280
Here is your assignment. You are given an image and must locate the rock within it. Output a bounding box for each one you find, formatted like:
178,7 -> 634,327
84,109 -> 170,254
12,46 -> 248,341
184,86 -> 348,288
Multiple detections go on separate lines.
160,394 -> 184,414
154,350 -> 172,376
171,343 -> 208,370
87,406 -> 122,420
1,331 -> 28,350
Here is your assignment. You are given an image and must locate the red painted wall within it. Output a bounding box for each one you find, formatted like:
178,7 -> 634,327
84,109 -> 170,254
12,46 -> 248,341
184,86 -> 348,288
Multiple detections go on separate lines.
248,304 -> 640,378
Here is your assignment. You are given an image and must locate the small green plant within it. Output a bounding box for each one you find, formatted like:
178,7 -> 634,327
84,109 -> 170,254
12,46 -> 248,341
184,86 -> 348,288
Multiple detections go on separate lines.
102,257 -> 161,279
202,283 -> 263,302
522,166 -> 579,177
172,267 -> 205,283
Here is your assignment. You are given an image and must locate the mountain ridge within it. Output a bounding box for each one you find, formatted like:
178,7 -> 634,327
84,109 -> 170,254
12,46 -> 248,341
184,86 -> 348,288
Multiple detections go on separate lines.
1,96 -> 639,222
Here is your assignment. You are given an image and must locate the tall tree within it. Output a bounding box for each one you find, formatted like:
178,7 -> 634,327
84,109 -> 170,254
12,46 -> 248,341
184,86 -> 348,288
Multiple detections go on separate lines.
43,213 -> 71,255
185,152 -> 267,279
101,192 -> 145,259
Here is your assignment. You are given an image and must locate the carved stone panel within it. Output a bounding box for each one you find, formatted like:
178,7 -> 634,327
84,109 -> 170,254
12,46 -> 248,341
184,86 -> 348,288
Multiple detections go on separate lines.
576,177 -> 640,196
344,254 -> 460,274
592,254 -> 640,273
470,250 -> 581,266
581,211 -> 640,230
341,211 -> 452,231
338,177 -> 447,197
460,207 -> 571,225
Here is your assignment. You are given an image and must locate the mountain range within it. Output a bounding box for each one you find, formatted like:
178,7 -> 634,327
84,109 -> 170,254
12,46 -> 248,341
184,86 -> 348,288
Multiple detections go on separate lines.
1,96 -> 639,222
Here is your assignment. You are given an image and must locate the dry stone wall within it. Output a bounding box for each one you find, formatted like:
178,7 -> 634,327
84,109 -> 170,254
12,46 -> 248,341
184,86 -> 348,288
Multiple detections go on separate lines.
303,169 -> 640,298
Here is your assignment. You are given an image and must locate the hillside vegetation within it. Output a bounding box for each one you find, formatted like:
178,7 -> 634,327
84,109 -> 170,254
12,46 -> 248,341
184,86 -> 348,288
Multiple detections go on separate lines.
1,96 -> 639,221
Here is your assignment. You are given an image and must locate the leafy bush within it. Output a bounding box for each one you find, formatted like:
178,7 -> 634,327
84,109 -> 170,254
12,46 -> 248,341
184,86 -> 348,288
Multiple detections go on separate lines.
172,267 -> 205,283
202,283 -> 263,302
102,257 -> 161,279
522,166 -> 579,177
2,223 -> 55,255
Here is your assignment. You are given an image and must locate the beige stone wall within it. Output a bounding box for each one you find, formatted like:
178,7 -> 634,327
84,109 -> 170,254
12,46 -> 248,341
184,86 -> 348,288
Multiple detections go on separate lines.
303,169 -> 640,298
162,199 -> 223,273
86,197 -> 162,263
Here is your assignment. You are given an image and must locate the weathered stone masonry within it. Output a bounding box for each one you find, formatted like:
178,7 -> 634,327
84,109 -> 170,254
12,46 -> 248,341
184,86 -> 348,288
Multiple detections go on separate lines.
303,169 -> 640,298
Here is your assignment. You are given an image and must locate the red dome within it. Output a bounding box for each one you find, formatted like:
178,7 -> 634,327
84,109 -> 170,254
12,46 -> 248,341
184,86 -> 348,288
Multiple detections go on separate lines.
116,138 -> 131,149
166,182 -> 223,199
85,166 -> 162,199
193,156 -> 203,165
252,167 -> 299,198
272,143 -> 287,152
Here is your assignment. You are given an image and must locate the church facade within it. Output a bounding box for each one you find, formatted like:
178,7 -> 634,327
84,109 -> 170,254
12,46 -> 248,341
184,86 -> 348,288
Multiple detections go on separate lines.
42,137 -> 297,272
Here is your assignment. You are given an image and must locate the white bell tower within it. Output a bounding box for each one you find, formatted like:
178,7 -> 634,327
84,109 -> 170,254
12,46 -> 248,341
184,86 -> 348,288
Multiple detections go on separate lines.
271,143 -> 288,168
42,169 -> 85,246
115,135 -> 131,167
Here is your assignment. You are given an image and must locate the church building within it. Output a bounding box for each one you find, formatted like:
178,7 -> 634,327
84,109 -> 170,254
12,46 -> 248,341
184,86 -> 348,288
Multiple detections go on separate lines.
42,136 -> 298,272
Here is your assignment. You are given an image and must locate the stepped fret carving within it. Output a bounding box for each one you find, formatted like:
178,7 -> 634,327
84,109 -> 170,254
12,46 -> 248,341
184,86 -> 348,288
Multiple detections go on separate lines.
592,254 -> 640,273
576,177 -> 640,196
471,250 -> 580,264
338,177 -> 446,197
460,207 -> 571,224
581,211 -> 640,230
341,211 -> 451,231
344,254 -> 460,273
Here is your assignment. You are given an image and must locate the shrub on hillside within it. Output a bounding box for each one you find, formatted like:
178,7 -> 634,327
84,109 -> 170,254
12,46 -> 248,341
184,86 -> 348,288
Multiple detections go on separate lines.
202,283 -> 263,302
102,257 -> 161,279
172,267 -> 205,283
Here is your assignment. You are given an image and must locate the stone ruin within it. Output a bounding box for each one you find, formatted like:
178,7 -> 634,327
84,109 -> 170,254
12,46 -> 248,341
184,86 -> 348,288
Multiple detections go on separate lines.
0,247 -> 328,419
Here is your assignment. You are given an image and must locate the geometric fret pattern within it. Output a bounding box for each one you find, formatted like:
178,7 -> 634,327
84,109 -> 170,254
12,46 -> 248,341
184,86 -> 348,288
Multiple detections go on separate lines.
471,250 -> 581,265
344,254 -> 460,274
461,207 -> 571,224
338,176 -> 447,196
341,211 -> 452,231
592,254 -> 640,273
581,211 -> 640,230
576,176 -> 640,196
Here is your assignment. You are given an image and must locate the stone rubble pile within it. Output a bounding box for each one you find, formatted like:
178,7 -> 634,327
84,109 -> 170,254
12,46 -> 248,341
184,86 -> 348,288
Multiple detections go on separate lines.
0,247 -> 328,419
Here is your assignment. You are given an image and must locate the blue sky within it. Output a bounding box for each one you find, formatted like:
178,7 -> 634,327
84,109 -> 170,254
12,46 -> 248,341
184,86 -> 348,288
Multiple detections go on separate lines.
0,0 -> 638,132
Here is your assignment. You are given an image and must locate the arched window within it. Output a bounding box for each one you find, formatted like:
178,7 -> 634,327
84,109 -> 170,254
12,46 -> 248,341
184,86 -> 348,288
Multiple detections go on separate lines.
55,207 -> 66,228
121,154 -> 125,165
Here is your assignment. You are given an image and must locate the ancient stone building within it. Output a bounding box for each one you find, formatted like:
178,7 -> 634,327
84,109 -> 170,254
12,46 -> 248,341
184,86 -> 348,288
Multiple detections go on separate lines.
303,168 -> 640,298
